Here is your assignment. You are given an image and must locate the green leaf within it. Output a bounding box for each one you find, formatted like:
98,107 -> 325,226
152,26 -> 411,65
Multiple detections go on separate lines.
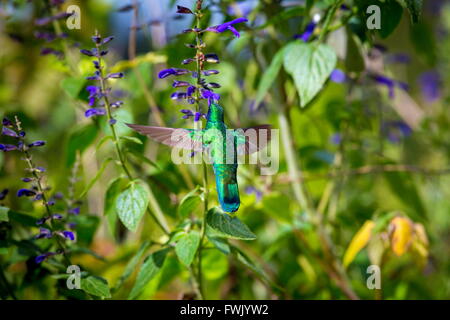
0,206 -> 9,222
404,0 -> 422,24
95,135 -> 113,152
284,42 -> 337,107
116,180 -> 150,232
254,47 -> 286,110
8,210 -> 36,226
81,276 -> 111,298
206,207 -> 256,240
128,248 -> 170,299
60,77 -> 86,99
175,231 -> 201,266
115,240 -> 152,291
378,0 -> 403,38
177,187 -> 202,218
120,136 -> 143,145
65,124 -> 98,167
78,158 -> 113,198
345,30 -> 365,73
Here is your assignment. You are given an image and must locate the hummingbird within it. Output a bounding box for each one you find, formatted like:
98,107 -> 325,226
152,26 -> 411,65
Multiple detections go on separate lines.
127,103 -> 271,213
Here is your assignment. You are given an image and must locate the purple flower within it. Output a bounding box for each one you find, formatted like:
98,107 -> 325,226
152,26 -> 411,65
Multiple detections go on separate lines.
171,92 -> 188,100
194,112 -> 203,122
158,68 -> 190,79
418,71 -> 441,102
102,36 -> 114,45
330,133 -> 342,145
186,86 -> 196,97
294,21 -> 316,42
35,228 -> 52,239
107,72 -> 124,79
2,118 -> 13,127
205,17 -> 248,38
110,101 -> 124,108
86,85 -> 101,106
203,70 -> 219,76
17,188 -> 36,197
372,75 -> 408,98
109,119 -> 117,125
52,214 -> 63,220
28,140 -> 46,147
85,108 -> 106,118
201,89 -> 220,104
330,69 -> 347,83
68,207 -> 80,215
61,231 -> 75,241
173,80 -> 191,88
2,127 -> 18,138
0,144 -> 17,152
205,54 -> 220,64
0,189 -> 8,200
382,121 -> 412,143
35,251 -> 57,264
245,186 -> 263,202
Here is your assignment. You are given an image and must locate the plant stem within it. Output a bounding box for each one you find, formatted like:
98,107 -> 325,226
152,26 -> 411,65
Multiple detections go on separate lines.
192,0 -> 208,299
318,0 -> 344,43
95,41 -> 170,235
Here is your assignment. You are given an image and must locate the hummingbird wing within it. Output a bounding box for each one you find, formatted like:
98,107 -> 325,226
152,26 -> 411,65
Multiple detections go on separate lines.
126,124 -> 205,151
234,124 -> 272,155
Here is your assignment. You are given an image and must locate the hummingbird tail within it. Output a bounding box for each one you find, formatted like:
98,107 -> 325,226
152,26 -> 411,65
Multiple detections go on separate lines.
214,166 -> 240,213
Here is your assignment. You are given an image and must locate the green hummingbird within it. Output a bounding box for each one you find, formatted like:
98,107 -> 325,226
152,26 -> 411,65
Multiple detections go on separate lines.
127,103 -> 271,213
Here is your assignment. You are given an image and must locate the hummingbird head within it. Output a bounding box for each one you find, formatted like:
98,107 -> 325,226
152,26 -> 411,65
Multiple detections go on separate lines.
206,103 -> 224,122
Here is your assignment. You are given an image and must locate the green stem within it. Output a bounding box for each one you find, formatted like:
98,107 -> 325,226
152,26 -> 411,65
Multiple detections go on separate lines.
95,42 -> 170,235
318,0 -> 344,43
192,1 -> 208,299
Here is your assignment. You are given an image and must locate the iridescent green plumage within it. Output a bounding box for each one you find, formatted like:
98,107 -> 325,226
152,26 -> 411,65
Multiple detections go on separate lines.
127,103 -> 270,213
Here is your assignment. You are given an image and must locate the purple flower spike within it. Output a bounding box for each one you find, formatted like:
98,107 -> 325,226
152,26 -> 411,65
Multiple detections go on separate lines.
2,127 -> 18,138
28,140 -> 46,147
330,69 -> 347,83
206,17 -> 248,38
17,188 -> 36,197
85,108 -> 106,118
0,144 -> 17,152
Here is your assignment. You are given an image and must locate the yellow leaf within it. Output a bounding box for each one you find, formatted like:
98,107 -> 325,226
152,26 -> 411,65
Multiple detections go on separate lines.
390,216 -> 413,256
343,220 -> 375,268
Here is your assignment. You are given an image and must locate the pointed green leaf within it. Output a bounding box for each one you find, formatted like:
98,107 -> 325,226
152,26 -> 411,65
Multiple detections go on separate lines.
115,240 -> 152,291
116,180 -> 150,232
206,207 -> 256,240
175,231 -> 201,266
128,248 -> 170,299
81,276 -> 111,298
284,42 -> 337,107
120,136 -> 143,145
178,190 -> 202,218
254,46 -> 286,109
78,158 -> 113,198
